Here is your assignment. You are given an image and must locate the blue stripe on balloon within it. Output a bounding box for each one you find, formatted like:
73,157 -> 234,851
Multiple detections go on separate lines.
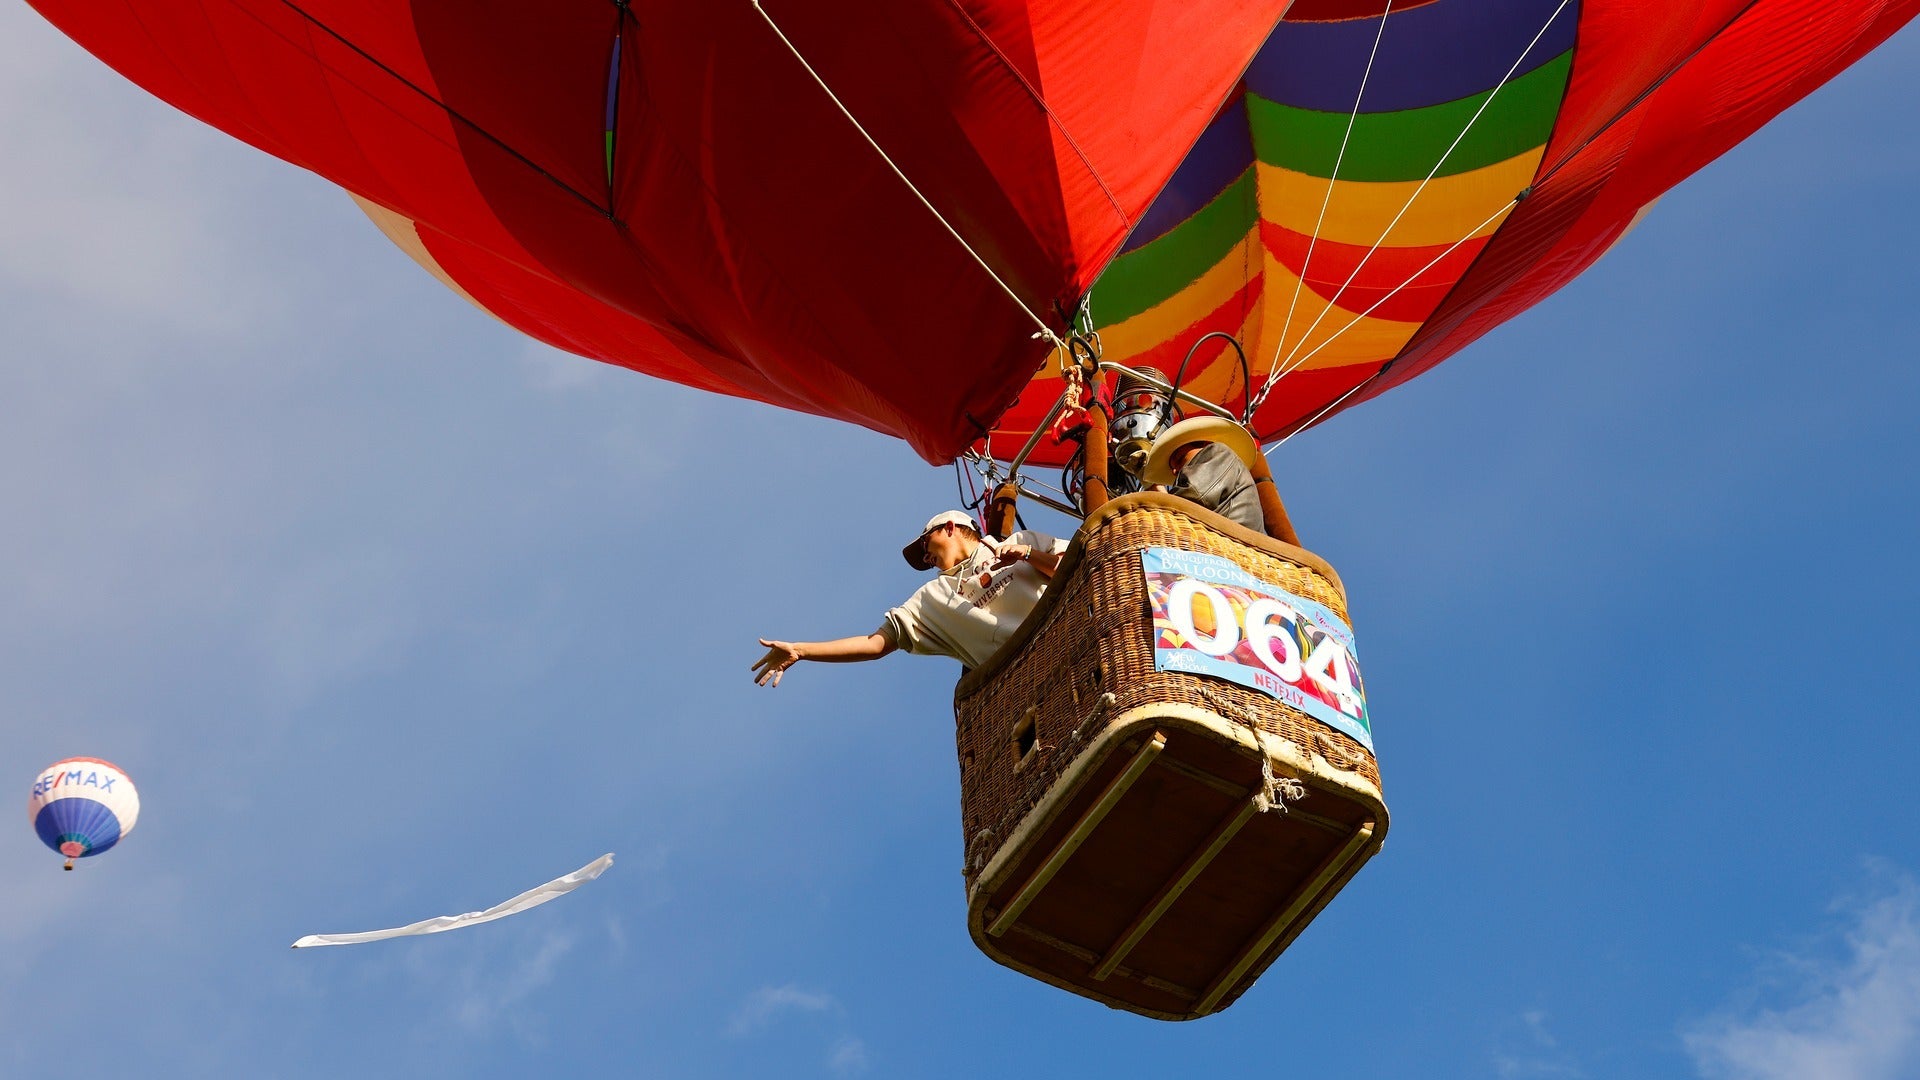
34,798 -> 122,857
1121,97 -> 1255,254
604,32 -> 621,130
1248,0 -> 1580,114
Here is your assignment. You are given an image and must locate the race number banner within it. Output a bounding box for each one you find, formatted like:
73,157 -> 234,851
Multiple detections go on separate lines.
1142,548 -> 1372,752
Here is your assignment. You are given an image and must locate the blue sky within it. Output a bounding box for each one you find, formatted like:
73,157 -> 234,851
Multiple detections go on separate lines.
3,8 -> 1918,1078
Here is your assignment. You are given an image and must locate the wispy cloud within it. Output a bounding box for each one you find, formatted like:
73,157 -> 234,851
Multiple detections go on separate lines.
725,983 -> 839,1037
726,983 -> 870,1075
1494,1009 -> 1585,1079
827,1035 -> 869,1076
406,929 -> 580,1047
1686,868 -> 1920,1080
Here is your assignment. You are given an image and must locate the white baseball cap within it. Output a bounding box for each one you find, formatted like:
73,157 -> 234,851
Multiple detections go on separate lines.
903,510 -> 978,570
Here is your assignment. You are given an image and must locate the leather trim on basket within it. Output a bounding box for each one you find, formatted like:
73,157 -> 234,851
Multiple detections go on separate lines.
954,493 -> 1348,699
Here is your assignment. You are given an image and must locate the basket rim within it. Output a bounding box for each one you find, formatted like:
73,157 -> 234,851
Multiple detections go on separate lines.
954,492 -> 1347,699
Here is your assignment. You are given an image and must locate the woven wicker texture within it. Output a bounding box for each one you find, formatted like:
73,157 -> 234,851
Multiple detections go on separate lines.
954,495 -> 1380,886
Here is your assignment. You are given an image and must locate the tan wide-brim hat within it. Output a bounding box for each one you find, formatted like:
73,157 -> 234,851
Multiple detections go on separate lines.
1140,416 -> 1262,486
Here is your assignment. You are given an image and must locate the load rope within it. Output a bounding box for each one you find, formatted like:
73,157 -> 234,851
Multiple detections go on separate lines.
1196,683 -> 1305,814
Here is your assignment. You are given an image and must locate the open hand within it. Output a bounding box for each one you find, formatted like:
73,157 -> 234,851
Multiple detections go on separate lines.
752,638 -> 802,687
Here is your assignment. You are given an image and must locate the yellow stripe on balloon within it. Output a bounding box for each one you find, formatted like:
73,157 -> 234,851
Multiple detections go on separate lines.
1052,229 -> 1266,373
1035,220 -> 1426,393
1256,148 -> 1541,249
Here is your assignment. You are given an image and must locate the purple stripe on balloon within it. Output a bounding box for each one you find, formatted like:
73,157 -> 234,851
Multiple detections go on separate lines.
605,32 -> 622,130
1249,0 -> 1579,114
1122,97 -> 1256,253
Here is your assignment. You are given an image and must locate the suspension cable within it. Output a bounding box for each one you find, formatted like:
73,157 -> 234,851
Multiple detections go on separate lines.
1250,194 -> 1517,441
1264,368 -> 1388,455
1268,2 -> 1394,386
752,0 -> 1065,350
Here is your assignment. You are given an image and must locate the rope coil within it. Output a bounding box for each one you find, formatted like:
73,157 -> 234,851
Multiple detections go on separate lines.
1197,683 -> 1305,814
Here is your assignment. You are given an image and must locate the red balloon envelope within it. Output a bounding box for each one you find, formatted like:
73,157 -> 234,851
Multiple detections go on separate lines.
23,0 -> 1288,463
23,0 -> 1919,466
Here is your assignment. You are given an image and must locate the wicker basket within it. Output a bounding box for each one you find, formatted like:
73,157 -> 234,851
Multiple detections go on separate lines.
954,493 -> 1387,1020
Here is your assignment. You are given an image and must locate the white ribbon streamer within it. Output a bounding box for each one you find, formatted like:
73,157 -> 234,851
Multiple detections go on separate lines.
291,853 -> 614,948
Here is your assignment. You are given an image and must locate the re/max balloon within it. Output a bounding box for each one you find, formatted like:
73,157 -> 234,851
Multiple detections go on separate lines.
28,758 -> 140,869
20,1 -> 1919,466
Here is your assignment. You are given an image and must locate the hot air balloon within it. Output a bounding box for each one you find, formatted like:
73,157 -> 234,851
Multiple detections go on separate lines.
28,758 -> 140,871
21,0 -> 1916,1018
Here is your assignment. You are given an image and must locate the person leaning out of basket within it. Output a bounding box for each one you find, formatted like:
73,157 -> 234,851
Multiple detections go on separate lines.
752,511 -> 1068,686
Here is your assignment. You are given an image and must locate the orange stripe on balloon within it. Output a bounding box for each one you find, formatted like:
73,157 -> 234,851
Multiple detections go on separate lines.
1101,276 -> 1267,401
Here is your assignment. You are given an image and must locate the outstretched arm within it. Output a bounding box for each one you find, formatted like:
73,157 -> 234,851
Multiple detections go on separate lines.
751,632 -> 896,687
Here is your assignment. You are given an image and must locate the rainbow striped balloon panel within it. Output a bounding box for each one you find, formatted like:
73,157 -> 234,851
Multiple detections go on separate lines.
1046,0 -> 1576,438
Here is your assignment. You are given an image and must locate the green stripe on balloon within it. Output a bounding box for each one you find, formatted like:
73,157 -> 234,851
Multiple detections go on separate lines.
1249,49 -> 1570,182
1093,169 -> 1259,326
